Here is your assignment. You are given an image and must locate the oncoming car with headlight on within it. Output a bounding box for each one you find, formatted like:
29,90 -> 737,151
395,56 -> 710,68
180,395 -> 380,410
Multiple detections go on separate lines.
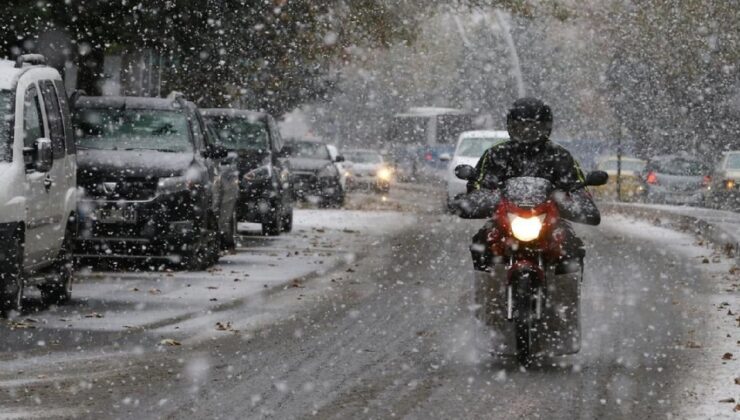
202,109 -> 294,236
344,149 -> 393,193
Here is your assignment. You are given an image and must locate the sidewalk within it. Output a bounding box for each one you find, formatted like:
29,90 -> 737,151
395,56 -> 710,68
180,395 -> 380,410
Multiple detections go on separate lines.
604,202 -> 740,418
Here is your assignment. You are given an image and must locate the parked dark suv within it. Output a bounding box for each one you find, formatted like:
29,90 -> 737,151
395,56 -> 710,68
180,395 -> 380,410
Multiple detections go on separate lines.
202,109 -> 293,236
72,95 -> 238,269
286,139 -> 345,207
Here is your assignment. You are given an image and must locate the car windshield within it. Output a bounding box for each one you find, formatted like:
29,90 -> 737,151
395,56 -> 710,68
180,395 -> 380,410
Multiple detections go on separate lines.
457,137 -> 505,158
346,151 -> 382,164
598,159 -> 646,172
651,158 -> 708,176
289,142 -> 330,160
725,154 -> 740,170
205,115 -> 269,152
0,90 -> 11,162
73,108 -> 192,152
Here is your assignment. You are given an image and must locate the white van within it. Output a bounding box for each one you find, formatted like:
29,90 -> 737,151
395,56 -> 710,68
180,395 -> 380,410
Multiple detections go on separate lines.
0,55 -> 77,313
442,130 -> 509,208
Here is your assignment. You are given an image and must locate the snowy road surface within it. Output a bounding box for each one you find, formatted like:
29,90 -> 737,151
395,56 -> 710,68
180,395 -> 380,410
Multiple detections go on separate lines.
0,186 -> 736,419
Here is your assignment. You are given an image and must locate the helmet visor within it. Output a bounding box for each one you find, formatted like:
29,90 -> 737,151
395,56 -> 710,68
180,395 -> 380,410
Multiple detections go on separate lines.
507,119 -> 550,143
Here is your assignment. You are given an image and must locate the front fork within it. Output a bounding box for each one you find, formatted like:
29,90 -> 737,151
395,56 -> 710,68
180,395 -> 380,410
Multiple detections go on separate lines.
505,252 -> 545,321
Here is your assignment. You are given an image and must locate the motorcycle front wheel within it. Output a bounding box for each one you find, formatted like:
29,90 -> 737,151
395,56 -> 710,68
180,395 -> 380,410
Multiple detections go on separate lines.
513,274 -> 535,366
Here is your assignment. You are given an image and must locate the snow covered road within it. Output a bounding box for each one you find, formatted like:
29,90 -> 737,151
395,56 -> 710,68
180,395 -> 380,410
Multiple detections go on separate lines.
0,188 -> 737,419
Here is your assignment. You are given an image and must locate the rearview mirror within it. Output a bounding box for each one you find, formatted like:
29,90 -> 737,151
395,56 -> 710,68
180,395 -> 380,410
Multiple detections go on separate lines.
454,164 -> 477,181
585,170 -> 609,186
23,138 -> 53,172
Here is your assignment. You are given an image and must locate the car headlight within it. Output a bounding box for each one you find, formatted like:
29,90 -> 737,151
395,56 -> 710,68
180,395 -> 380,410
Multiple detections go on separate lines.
318,164 -> 338,178
244,164 -> 272,181
377,167 -> 392,181
157,171 -> 203,193
508,213 -> 546,242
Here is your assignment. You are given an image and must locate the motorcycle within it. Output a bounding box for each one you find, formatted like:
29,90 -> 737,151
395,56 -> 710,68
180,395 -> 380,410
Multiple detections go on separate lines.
453,165 -> 607,365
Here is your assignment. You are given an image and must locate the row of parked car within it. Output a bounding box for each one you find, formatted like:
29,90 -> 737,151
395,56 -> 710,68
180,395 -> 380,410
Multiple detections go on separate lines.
441,128 -> 740,211
590,152 -> 740,209
0,55 -> 391,314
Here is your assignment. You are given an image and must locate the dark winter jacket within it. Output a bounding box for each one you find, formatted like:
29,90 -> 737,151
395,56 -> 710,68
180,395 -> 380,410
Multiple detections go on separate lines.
468,139 -> 585,192
462,138 -> 600,225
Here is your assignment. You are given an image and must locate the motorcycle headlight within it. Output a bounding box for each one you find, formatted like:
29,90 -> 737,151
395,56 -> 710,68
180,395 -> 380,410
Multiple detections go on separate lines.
244,164 -> 272,181
508,213 -> 546,242
377,167 -> 392,181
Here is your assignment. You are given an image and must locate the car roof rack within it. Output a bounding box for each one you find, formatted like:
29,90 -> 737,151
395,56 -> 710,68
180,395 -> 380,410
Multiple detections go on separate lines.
15,54 -> 47,68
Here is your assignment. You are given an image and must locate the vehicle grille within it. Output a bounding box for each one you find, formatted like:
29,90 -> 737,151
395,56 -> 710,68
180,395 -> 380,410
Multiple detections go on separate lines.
82,178 -> 159,201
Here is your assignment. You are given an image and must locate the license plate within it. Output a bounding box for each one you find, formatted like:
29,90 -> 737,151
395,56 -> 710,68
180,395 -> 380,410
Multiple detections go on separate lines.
96,207 -> 136,224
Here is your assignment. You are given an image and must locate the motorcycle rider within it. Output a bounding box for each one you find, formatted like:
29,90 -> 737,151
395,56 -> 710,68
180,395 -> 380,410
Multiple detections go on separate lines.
462,97 -> 601,271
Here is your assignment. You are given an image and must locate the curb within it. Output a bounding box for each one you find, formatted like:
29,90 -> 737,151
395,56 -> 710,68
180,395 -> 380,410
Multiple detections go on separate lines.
601,203 -> 739,261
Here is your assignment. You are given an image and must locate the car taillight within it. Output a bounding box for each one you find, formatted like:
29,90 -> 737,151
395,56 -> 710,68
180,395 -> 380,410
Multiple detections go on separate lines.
646,171 -> 658,185
724,179 -> 735,190
424,152 -> 433,161
703,175 -> 712,187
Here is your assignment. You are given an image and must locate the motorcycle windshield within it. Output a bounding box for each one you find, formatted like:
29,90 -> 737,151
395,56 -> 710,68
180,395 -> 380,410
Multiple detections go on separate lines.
503,177 -> 553,208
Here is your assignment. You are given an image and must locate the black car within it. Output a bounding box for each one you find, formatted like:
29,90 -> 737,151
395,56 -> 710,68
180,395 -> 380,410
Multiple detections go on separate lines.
72,95 -> 239,269
202,109 -> 294,236
286,139 -> 345,207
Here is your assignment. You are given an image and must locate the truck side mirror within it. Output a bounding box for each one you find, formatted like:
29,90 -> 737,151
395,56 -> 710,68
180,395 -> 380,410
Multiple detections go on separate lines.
334,155 -> 345,163
23,138 -> 53,172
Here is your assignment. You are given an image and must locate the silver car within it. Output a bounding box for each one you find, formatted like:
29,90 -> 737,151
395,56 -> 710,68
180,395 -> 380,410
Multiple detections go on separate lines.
706,151 -> 740,209
643,154 -> 710,206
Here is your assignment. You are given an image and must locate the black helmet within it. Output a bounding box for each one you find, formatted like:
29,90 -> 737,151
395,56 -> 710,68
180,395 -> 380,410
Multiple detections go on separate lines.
506,97 -> 553,144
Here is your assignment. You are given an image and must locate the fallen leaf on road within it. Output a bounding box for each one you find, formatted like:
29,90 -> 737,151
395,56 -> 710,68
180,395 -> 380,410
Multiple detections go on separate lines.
8,321 -> 36,330
84,312 -> 104,318
209,298 -> 218,301
702,258 -> 710,264
130,287 -> 140,292
149,288 -> 161,295
207,286 -> 218,290
216,321 -> 236,332
734,377 -> 740,385
722,352 -> 734,360
734,404 -> 740,412
160,338 -> 181,346
719,397 -> 735,403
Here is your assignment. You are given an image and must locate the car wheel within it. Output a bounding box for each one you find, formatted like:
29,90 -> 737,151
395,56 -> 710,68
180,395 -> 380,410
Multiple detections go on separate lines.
0,231 -> 23,316
332,192 -> 346,208
262,205 -> 283,236
220,211 -> 237,251
182,215 -> 220,270
40,222 -> 75,305
281,207 -> 293,233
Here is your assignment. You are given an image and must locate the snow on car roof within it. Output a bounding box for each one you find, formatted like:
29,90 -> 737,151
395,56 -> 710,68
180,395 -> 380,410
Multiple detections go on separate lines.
201,108 -> 268,120
459,130 -> 509,139
395,107 -> 470,117
75,95 -> 183,110
0,59 -> 61,91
